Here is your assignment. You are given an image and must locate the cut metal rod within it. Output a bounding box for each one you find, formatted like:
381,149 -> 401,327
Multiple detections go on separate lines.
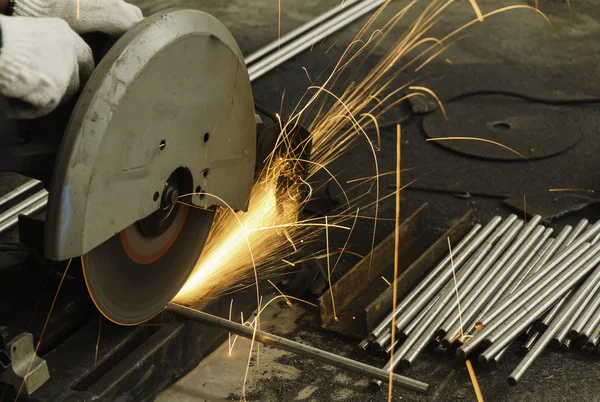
368,221 -> 487,340
569,286 -> 600,339
520,329 -> 540,354
474,247 -> 600,361
397,219 -> 526,367
0,192 -> 48,234
0,180 -> 40,209
558,219 -> 589,253
479,222 -> 600,328
506,238 -> 554,295
584,325 -> 600,352
244,0 -> 364,65
386,217 -> 517,368
166,303 -> 429,394
443,223 -> 547,343
580,303 -> 600,344
538,289 -> 572,333
538,222 -> 590,333
247,0 -> 387,81
0,189 -> 47,225
507,261 -> 600,386
458,242 -> 600,358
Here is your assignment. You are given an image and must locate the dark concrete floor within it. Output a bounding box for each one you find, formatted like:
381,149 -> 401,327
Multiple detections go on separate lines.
3,0 -> 600,400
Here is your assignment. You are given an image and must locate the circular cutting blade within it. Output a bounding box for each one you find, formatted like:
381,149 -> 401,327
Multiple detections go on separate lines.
82,206 -> 214,325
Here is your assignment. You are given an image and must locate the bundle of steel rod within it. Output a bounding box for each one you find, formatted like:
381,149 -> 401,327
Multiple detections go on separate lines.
360,214 -> 600,387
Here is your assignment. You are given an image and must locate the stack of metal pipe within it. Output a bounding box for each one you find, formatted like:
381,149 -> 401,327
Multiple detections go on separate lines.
360,214 -> 600,386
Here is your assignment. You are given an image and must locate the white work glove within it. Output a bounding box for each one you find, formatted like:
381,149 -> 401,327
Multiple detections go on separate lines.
13,0 -> 143,35
0,16 -> 94,119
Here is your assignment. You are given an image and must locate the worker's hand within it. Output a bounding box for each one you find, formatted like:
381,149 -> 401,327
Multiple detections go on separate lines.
0,16 -> 94,119
13,0 -> 143,35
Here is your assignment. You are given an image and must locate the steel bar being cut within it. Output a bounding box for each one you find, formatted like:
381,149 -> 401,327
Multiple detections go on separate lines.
166,303 -> 430,394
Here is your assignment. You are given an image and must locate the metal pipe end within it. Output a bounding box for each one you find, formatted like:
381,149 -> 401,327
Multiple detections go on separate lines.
560,339 -> 572,352
581,344 -> 594,356
477,354 -> 489,363
400,358 -> 412,369
578,334 -> 589,345
440,338 -> 452,349
373,341 -> 385,351
550,338 -> 562,349
369,379 -> 383,391
507,376 -> 518,387
357,339 -> 369,351
456,348 -> 467,359
567,329 -> 579,339
519,346 -> 531,354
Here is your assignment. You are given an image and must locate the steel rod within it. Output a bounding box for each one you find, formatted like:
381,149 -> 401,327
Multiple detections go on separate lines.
585,325 -> 600,352
247,0 -> 387,81
507,261 -> 600,385
569,286 -> 600,339
506,225 -> 572,295
506,238 -> 554,295
0,192 -> 48,234
166,303 -> 430,394
520,329 -> 540,353
244,0 -> 365,65
558,219 -> 589,253
538,222 -> 591,333
399,219 -> 528,367
0,189 -> 47,225
538,289 -> 573,333
473,248 -> 600,361
368,220 -> 489,340
386,217 -> 517,368
0,180 -> 40,209
458,242 -> 600,358
479,227 -> 600,328
580,303 -> 600,343
442,223 -> 547,343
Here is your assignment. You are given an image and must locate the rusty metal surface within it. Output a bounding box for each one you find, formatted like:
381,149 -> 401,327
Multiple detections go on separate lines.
318,204 -> 428,336
364,210 -> 473,331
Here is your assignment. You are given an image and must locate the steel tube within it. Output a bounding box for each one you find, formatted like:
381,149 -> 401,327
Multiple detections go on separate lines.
443,223 -> 548,343
383,297 -> 439,354
244,0 -> 365,65
458,242 -> 600,358
538,290 -> 572,332
399,219 -> 527,366
434,218 -> 526,338
474,249 -> 600,361
538,222 -> 591,333
479,233 -> 598,328
368,222 -> 485,340
0,192 -> 48,234
247,0 -> 387,81
580,303 -> 600,343
506,238 -> 553,296
507,225 -> 572,294
0,189 -> 47,225
584,325 -> 600,352
520,329 -> 540,353
569,287 -> 600,339
0,180 -> 39,209
558,219 -> 589,252
386,218 -> 518,368
167,303 -> 430,394
553,285 -> 599,345
507,261 -> 600,386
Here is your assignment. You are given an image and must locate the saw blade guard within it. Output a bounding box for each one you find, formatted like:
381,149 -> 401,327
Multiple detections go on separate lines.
45,9 -> 256,261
